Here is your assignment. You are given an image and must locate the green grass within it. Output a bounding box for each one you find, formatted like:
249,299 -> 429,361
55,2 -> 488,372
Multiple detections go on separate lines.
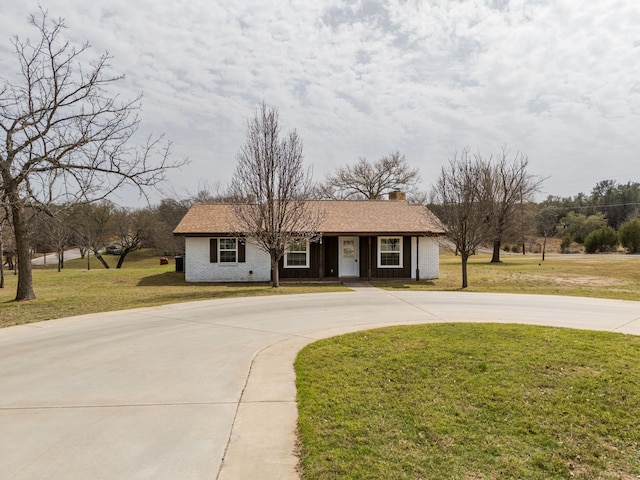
296,323 -> 640,479
0,249 -> 347,328
374,251 -> 640,301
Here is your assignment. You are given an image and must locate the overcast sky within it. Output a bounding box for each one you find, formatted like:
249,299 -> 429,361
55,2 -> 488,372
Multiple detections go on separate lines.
1,1 -> 639,206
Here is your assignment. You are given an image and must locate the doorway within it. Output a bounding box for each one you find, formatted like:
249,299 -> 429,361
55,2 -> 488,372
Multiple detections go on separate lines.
339,236 -> 359,277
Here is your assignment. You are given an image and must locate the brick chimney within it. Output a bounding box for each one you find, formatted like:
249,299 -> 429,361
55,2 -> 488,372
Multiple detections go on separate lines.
388,191 -> 406,201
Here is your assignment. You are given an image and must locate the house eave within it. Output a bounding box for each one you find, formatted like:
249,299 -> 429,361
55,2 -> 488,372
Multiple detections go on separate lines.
173,231 -> 238,237
175,230 -> 446,237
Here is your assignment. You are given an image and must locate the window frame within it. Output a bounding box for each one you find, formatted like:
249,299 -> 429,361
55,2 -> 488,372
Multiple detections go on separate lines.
284,238 -> 310,269
218,237 -> 238,264
377,236 -> 403,268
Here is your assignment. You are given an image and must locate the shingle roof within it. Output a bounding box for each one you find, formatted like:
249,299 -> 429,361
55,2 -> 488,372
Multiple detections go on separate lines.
173,200 -> 445,236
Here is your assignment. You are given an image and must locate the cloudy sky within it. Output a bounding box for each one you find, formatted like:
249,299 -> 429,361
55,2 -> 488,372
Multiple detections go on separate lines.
1,1 -> 639,205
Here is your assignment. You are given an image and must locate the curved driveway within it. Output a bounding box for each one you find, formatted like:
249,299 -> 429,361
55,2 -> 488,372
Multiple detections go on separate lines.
1,287 -> 639,479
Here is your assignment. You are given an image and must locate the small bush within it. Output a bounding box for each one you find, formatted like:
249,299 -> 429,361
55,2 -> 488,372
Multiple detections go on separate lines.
560,234 -> 573,253
619,218 -> 640,253
584,226 -> 619,253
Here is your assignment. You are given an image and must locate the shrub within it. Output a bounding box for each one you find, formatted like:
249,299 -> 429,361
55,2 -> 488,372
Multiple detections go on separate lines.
560,234 -> 573,253
563,212 -> 607,244
584,226 -> 619,253
619,218 -> 640,253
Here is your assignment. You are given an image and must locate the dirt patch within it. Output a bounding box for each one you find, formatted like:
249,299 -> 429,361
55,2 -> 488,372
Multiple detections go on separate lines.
552,275 -> 625,286
509,273 -> 624,287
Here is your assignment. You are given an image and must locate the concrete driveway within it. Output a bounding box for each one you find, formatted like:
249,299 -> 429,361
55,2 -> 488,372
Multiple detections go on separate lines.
31,249 -> 83,265
1,287 -> 639,479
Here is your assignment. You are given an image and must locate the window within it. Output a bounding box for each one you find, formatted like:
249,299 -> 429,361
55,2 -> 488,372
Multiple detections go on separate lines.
210,238 -> 245,264
378,237 -> 402,267
285,238 -> 309,268
219,238 -> 237,263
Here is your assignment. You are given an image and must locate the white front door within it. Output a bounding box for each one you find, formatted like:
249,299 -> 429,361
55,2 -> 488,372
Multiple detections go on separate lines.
339,236 -> 359,277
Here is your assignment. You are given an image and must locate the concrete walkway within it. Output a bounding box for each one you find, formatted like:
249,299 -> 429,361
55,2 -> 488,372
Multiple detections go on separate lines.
1,288 -> 639,479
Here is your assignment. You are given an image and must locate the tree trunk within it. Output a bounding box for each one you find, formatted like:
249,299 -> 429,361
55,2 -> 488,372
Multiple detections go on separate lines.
461,253 -> 469,289
0,234 -> 4,289
116,250 -> 130,269
542,235 -> 547,262
271,251 -> 280,288
92,248 -> 110,269
11,201 -> 36,301
491,240 -> 501,263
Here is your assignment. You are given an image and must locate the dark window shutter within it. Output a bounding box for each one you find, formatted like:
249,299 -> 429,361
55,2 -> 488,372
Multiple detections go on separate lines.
238,239 -> 246,263
210,238 -> 218,263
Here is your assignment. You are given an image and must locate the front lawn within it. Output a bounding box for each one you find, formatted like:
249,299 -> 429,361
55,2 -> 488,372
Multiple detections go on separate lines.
296,323 -> 640,479
0,249 -> 347,328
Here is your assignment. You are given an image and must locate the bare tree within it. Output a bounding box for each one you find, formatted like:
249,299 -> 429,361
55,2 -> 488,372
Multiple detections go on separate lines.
319,151 -> 420,199
152,198 -> 190,256
0,202 -> 10,288
432,149 -> 490,288
0,10 -> 185,300
229,102 -> 322,288
68,201 -> 116,269
536,206 -> 560,261
112,208 -> 160,268
39,208 -> 72,272
482,147 -> 544,263
190,180 -> 243,204
1,210 -> 16,277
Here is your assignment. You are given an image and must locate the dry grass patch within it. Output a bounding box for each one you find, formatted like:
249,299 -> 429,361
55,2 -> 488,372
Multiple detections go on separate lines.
375,251 -> 640,301
0,249 -> 348,328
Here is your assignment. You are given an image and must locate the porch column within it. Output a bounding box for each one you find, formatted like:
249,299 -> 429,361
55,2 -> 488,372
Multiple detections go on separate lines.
367,236 -> 372,281
319,239 -> 324,280
415,236 -> 420,281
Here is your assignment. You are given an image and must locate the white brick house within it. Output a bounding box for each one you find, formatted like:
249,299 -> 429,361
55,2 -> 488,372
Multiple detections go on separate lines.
173,196 -> 445,283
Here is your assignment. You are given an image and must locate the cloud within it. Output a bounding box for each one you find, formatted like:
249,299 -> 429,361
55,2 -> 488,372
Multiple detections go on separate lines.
1,0 -> 639,204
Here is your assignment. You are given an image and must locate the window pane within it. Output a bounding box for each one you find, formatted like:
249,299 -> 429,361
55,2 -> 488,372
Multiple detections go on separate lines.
342,240 -> 355,257
285,239 -> 308,267
219,238 -> 237,263
219,238 -> 236,250
219,250 -> 236,263
286,252 -> 307,266
289,240 -> 307,252
380,252 -> 400,266
379,237 -> 401,267
380,238 -> 400,252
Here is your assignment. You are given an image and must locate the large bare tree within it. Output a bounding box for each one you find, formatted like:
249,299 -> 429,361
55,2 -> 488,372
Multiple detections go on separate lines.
0,10 -> 184,300
482,147 -> 544,263
319,151 -> 420,199
229,102 -> 322,288
432,149 -> 490,288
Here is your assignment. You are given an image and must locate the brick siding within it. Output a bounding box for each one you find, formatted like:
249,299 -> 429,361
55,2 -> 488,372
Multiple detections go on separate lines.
184,237 -> 271,282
